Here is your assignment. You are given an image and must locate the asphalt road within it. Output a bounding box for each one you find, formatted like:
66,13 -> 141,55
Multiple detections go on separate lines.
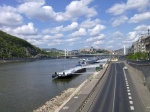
82,62 -> 145,112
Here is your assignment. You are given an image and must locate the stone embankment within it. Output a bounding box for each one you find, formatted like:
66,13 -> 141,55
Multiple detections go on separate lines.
33,88 -> 76,112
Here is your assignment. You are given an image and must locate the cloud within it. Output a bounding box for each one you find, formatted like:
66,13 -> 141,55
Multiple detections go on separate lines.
69,28 -> 87,37
13,23 -> 37,35
42,26 -> 63,34
129,12 -> 150,23
88,24 -> 105,36
112,31 -> 124,39
134,24 -> 150,31
112,15 -> 128,27
65,37 -> 80,42
93,40 -> 104,45
107,0 -> 150,15
17,0 -> 97,22
86,34 -> 105,42
107,40 -> 114,44
43,34 -> 64,40
43,22 -> 78,34
107,3 -> 126,15
80,18 -> 100,29
64,0 -> 97,19
18,1 -> 57,21
63,22 -> 78,31
0,5 -> 23,26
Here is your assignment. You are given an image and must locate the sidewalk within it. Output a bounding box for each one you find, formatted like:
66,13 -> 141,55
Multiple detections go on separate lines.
125,62 -> 150,112
57,64 -> 109,112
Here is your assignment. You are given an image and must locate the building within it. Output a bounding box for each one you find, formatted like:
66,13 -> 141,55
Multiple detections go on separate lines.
144,35 -> 150,52
128,45 -> 134,54
127,34 -> 150,55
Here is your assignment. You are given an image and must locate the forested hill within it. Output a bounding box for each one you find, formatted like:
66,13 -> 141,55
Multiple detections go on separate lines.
0,30 -> 43,59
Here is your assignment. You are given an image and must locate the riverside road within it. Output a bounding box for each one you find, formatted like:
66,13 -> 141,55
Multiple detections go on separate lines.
81,62 -> 146,112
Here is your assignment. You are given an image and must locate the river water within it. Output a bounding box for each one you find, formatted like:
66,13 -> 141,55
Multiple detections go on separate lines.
0,58 -> 95,112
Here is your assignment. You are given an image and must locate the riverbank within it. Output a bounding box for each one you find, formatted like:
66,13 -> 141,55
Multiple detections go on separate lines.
33,62 -> 109,112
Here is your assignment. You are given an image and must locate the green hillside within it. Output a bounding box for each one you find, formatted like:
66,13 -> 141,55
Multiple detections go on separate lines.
0,30 -> 42,59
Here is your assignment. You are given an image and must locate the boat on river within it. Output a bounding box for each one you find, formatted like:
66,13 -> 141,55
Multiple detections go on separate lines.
52,66 -> 86,78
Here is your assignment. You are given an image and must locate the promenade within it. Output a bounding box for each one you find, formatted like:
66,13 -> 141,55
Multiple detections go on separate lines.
34,61 -> 150,112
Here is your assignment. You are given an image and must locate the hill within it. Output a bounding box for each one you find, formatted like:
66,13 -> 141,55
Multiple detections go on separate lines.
0,30 -> 42,59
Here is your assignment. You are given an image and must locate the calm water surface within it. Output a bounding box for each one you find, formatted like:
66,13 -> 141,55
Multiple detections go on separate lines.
0,58 -> 95,112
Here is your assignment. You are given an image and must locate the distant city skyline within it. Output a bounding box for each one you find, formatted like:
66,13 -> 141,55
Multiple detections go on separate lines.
0,0 -> 150,50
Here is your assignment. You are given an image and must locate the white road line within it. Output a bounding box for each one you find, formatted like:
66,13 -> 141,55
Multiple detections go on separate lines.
130,106 -> 134,110
123,68 -> 135,111
129,96 -> 132,99
74,96 -> 78,98
128,93 -> 131,95
112,64 -> 117,112
129,101 -> 133,104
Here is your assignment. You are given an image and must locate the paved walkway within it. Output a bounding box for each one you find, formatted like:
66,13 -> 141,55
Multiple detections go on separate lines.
125,62 -> 150,112
57,65 -> 109,112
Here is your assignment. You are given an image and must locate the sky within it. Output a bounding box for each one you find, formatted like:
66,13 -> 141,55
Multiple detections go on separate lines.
0,0 -> 150,51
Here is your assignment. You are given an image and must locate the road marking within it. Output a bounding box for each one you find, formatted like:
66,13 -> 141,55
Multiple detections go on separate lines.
130,106 -> 134,110
74,96 -> 78,98
129,101 -> 133,104
62,106 -> 69,110
128,93 -> 131,95
129,96 -> 132,99
123,68 -> 135,111
112,64 -> 117,112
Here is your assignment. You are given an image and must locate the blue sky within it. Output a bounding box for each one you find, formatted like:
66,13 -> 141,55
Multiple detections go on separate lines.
0,0 -> 150,50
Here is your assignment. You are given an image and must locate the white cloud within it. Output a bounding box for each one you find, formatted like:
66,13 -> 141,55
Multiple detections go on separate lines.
112,31 -> 124,39
112,15 -> 128,27
18,0 -> 97,22
86,34 -> 105,42
13,23 -> 37,35
18,1 -> 57,21
107,0 -> 150,15
27,38 -> 44,46
63,22 -> 78,31
65,37 -> 80,42
80,18 -> 100,29
88,24 -> 105,36
48,39 -> 63,46
64,0 -> 97,19
69,28 -> 87,37
43,26 -> 63,34
93,40 -> 104,45
107,3 -> 126,15
43,22 -> 78,34
134,24 -> 150,31
108,40 -> 114,44
0,6 -> 23,26
43,34 -> 64,40
129,12 -> 150,23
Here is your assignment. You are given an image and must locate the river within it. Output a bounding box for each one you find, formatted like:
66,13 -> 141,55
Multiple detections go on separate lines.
0,58 -> 95,112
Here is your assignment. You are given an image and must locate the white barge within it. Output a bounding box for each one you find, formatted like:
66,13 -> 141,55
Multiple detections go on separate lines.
52,66 -> 86,78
